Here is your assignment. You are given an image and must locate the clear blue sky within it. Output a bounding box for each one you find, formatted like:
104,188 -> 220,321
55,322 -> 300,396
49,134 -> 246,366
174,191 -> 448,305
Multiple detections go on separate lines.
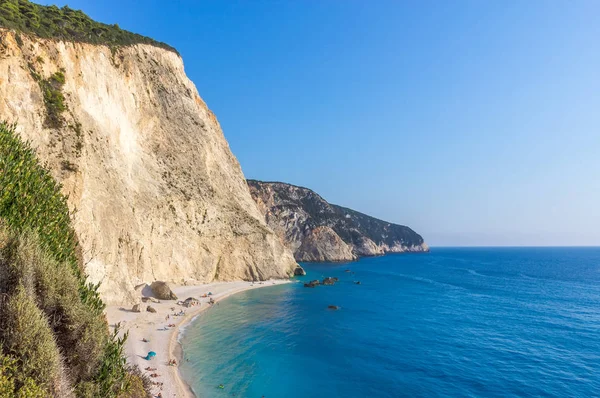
42,1 -> 600,246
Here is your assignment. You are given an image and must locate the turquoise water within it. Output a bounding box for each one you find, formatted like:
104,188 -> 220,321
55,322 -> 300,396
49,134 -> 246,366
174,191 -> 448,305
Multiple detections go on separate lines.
179,248 -> 600,397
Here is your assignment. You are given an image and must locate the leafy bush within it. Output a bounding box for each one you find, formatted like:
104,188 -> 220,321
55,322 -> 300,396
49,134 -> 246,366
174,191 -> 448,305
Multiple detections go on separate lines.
0,0 -> 177,54
0,354 -> 47,398
40,71 -> 67,128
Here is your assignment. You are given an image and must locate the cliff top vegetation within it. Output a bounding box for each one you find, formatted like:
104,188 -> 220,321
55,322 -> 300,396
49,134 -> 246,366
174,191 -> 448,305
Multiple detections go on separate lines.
0,0 -> 178,54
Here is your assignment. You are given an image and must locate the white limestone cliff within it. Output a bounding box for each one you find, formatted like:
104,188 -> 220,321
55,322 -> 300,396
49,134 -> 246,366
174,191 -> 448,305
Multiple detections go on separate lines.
0,29 -> 297,304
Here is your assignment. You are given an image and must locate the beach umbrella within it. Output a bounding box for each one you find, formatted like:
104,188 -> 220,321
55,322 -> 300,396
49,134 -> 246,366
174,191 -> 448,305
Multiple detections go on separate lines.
144,351 -> 157,360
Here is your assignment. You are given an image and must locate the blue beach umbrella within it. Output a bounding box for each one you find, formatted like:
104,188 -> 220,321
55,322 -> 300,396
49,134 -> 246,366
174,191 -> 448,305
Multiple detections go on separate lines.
144,351 -> 156,360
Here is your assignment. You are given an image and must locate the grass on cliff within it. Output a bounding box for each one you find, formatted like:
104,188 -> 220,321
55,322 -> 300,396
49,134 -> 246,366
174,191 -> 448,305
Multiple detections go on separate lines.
0,121 -> 149,397
0,0 -> 177,54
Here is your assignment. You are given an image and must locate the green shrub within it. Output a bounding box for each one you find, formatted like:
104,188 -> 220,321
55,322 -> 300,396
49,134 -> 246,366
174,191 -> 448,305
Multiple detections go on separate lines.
39,71 -> 67,128
0,354 -> 47,398
0,0 -> 177,54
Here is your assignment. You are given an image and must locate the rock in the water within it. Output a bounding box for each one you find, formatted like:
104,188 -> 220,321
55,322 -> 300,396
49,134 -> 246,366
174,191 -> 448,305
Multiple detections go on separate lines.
304,280 -> 320,288
322,277 -> 337,285
294,266 -> 306,276
132,303 -> 142,312
150,281 -> 177,300
146,305 -> 157,313
354,281 -> 361,285
328,305 -> 340,310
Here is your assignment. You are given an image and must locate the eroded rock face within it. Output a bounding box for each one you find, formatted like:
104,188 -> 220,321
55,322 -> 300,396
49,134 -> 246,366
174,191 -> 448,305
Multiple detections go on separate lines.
248,180 -> 429,262
296,226 -> 356,262
0,30 -> 297,304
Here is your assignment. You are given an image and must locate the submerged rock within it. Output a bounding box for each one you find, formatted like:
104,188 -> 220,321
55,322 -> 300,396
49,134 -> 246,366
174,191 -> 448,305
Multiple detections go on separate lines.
327,305 -> 340,310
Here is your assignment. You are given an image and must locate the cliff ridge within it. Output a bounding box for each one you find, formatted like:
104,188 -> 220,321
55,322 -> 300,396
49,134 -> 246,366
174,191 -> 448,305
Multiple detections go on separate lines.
248,180 -> 429,262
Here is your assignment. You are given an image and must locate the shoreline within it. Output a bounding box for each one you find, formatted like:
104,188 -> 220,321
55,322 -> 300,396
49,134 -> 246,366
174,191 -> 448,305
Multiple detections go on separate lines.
106,279 -> 291,397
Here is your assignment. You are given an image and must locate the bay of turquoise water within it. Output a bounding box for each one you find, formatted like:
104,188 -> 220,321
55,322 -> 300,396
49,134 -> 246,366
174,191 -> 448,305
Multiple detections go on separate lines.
179,248 -> 600,397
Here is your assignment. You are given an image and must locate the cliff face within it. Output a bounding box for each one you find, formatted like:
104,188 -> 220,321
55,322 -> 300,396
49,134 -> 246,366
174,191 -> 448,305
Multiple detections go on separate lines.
0,29 -> 297,304
248,180 -> 429,262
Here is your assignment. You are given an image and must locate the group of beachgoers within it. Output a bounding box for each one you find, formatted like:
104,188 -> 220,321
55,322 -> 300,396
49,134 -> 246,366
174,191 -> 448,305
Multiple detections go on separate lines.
138,291 -> 226,397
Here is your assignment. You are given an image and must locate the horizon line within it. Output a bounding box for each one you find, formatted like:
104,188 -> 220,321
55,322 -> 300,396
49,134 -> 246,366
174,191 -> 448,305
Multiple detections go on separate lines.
428,245 -> 600,248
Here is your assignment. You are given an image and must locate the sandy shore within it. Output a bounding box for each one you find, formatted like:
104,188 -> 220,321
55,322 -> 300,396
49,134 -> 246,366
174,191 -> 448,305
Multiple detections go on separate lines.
105,279 -> 291,397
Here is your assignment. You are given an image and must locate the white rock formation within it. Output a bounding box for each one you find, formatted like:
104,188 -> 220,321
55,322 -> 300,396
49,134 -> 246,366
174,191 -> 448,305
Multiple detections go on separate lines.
0,30 -> 297,304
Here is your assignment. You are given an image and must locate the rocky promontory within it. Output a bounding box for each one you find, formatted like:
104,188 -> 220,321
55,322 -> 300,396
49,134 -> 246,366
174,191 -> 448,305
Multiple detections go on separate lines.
248,180 -> 429,262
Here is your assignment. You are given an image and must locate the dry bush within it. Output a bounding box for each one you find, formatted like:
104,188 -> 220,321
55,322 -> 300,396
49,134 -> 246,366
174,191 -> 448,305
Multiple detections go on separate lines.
0,230 -> 108,385
116,365 -> 152,398
0,285 -> 60,394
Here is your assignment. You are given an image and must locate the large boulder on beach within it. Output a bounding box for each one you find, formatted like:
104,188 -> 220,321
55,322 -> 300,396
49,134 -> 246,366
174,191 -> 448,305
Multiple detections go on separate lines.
132,303 -> 142,312
150,281 -> 177,300
147,305 -> 157,313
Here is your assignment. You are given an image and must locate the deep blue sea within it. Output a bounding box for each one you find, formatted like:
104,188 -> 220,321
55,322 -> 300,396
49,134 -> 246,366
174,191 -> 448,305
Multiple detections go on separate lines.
179,248 -> 600,397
